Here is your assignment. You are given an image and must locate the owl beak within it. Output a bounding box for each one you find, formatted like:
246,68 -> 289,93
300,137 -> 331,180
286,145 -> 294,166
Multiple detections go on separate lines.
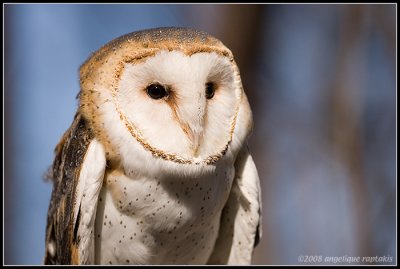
188,129 -> 202,156
181,124 -> 202,157
173,91 -> 206,157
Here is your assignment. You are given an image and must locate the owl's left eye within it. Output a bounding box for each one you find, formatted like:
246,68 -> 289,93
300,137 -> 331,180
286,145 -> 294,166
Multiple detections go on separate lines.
205,82 -> 215,99
146,84 -> 168,99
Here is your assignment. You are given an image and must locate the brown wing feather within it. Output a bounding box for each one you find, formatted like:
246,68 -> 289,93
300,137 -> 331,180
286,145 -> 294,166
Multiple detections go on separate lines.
44,113 -> 94,264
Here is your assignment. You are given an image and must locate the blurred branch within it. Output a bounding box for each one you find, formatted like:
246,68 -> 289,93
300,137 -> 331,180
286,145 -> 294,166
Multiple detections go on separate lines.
330,5 -> 372,258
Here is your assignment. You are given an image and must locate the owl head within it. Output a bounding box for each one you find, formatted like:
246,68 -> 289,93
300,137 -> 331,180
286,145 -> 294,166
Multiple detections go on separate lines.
79,27 -> 253,176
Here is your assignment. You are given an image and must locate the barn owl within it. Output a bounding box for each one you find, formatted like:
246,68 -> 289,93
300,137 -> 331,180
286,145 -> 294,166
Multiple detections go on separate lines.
44,27 -> 261,265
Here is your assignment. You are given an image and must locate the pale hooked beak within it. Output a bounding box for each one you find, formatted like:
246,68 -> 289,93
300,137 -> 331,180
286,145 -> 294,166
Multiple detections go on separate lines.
174,90 -> 206,157
187,128 -> 202,157
180,123 -> 202,157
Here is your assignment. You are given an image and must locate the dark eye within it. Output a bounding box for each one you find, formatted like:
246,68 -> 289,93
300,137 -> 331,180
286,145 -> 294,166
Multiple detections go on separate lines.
205,82 -> 215,99
146,84 -> 168,99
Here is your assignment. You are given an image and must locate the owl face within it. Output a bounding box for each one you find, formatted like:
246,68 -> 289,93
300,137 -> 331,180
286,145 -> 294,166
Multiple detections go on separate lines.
116,50 -> 238,161
79,28 -> 251,174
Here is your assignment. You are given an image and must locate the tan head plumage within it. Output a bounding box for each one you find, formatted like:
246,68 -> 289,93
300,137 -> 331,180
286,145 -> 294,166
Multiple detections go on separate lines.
78,27 -> 252,168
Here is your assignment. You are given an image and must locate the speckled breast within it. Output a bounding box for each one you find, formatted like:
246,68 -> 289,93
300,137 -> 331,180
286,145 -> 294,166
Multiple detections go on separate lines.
94,164 -> 235,265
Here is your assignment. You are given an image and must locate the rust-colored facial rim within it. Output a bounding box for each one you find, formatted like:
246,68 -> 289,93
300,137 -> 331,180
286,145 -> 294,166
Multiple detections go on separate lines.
111,49 -> 242,165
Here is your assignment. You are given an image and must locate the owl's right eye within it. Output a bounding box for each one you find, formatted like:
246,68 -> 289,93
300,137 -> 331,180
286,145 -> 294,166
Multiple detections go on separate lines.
146,84 -> 168,99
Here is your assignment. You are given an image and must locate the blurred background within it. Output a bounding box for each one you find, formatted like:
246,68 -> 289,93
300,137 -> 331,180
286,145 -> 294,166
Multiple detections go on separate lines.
4,4 -> 396,265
